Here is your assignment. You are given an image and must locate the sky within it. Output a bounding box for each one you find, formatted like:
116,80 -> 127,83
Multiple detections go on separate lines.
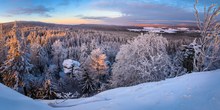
0,0 -> 219,25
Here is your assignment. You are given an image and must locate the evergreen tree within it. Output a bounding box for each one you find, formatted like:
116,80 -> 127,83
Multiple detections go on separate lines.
1,35 -> 32,90
85,48 -> 109,89
79,43 -> 89,63
81,69 -> 97,95
1,22 -> 32,90
30,42 -> 49,73
51,40 -> 67,71
88,39 -> 98,53
88,48 -> 108,75
0,32 -> 6,65
42,69 -> 54,99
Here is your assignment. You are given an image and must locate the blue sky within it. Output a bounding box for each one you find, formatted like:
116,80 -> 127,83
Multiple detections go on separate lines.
0,0 -> 219,25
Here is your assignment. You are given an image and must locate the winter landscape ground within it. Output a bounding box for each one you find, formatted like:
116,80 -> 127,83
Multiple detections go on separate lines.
1,69 -> 220,110
43,69 -> 220,110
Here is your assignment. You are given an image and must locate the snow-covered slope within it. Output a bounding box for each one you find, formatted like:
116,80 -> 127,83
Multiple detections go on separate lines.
0,83 -> 53,110
45,69 -> 220,110
1,70 -> 219,110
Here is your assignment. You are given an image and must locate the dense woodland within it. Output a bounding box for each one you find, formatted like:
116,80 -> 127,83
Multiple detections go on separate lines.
0,1 -> 220,100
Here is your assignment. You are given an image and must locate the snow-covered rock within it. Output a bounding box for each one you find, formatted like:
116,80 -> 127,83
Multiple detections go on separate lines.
44,69 -> 220,110
0,83 -> 52,110
62,59 -> 80,74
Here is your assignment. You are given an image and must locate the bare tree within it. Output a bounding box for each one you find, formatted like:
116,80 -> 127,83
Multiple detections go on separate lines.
193,0 -> 220,71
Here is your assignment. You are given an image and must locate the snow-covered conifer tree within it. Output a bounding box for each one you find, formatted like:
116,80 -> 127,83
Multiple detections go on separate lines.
88,48 -> 108,75
0,26 -> 6,64
79,43 -> 89,63
84,48 -> 109,90
1,35 -> 32,90
81,69 -> 97,95
30,42 -> 49,73
51,40 -> 67,71
88,39 -> 98,52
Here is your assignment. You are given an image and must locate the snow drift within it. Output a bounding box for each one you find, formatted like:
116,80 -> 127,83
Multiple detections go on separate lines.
1,69 -> 220,110
44,69 -> 220,110
0,83 -> 52,110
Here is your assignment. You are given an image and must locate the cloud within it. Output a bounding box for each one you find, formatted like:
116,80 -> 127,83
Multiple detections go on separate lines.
90,0 -> 198,25
7,5 -> 53,17
75,15 -> 110,20
80,16 -> 109,20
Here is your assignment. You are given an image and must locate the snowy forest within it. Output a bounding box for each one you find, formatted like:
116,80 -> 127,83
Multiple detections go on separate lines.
0,0 -> 220,102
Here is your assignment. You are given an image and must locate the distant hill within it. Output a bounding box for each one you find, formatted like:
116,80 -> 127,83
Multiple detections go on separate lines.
1,21 -> 142,31
1,21 -> 70,31
1,21 -> 197,32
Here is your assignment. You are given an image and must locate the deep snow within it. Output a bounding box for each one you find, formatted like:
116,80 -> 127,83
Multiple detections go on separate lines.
0,83 -> 53,110
1,70 -> 220,110
44,69 -> 220,110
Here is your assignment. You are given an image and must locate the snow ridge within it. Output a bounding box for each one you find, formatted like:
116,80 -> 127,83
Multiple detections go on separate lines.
43,69 -> 220,110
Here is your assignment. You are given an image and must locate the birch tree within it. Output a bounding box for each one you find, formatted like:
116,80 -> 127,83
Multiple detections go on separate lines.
193,0 -> 220,71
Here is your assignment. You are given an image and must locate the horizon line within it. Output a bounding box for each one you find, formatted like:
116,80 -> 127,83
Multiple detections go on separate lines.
0,20 -> 197,27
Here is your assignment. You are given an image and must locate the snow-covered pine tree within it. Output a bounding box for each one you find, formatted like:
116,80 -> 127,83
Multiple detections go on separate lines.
88,39 -> 98,53
89,48 -> 108,75
0,24 -> 6,65
30,42 -> 49,73
100,42 -> 120,64
20,31 -> 33,73
79,43 -> 89,63
51,40 -> 67,71
85,48 -> 109,89
81,69 -> 97,95
1,33 -> 32,90
170,45 -> 193,77
42,69 -> 56,99
67,46 -> 80,60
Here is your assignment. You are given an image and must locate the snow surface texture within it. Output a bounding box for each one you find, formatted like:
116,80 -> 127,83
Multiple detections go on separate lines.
44,69 -> 220,110
1,70 -> 219,110
0,83 -> 53,110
